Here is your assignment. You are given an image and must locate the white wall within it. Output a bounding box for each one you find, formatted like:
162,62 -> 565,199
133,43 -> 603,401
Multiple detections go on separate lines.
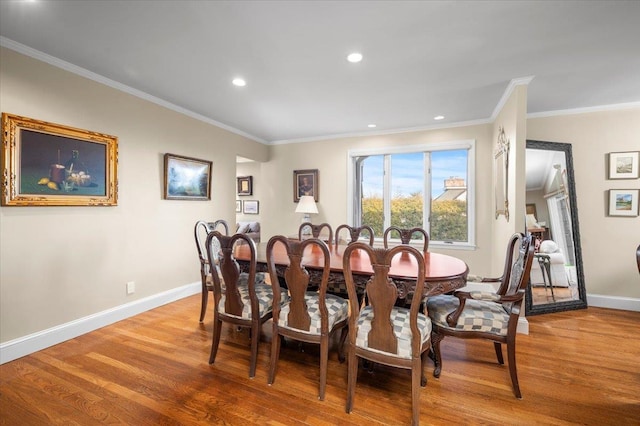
0,47 -> 267,344
235,161 -> 263,225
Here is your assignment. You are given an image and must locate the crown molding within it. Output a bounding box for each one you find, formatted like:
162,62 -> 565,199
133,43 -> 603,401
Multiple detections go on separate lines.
527,101 -> 640,119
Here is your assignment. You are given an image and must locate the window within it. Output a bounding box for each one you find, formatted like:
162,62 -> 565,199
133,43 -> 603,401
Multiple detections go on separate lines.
348,141 -> 475,248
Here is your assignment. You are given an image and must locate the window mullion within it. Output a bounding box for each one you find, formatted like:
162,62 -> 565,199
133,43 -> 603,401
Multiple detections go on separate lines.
383,154 -> 391,230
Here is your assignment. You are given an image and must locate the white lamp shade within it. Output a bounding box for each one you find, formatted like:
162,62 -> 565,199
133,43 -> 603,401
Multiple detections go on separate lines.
295,195 -> 318,214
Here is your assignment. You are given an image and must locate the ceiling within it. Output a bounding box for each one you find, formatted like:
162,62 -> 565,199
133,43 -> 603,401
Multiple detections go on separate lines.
1,1 -> 639,144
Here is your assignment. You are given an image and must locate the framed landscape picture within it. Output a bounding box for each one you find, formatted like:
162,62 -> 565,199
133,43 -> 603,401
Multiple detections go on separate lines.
1,113 -> 118,206
163,153 -> 212,200
608,151 -> 639,179
608,189 -> 639,217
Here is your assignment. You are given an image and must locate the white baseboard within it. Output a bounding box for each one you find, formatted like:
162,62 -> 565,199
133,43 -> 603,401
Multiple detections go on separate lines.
0,282 -> 201,365
587,294 -> 640,312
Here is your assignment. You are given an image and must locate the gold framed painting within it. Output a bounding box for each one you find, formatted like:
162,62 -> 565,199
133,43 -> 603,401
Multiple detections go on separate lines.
163,153 -> 212,200
1,113 -> 118,206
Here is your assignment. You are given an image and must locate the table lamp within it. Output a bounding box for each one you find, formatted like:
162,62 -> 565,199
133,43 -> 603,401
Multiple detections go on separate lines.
295,195 -> 318,235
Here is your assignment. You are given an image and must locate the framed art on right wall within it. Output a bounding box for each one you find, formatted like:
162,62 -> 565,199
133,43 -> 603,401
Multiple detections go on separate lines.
608,189 -> 639,217
608,151 -> 639,179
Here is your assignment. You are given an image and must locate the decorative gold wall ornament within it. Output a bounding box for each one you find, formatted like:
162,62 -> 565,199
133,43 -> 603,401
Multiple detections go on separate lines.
494,126 -> 510,221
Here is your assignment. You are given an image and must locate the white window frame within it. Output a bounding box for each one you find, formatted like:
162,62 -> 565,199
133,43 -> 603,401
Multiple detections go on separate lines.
346,140 -> 476,250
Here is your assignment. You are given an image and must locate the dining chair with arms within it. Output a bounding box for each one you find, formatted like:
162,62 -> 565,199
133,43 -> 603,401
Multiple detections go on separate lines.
194,219 -> 230,322
636,243 -> 640,274
342,243 -> 432,426
335,224 -> 375,246
383,226 -> 429,252
299,222 -> 333,243
206,231 -> 285,378
266,236 -> 349,400
425,233 -> 535,399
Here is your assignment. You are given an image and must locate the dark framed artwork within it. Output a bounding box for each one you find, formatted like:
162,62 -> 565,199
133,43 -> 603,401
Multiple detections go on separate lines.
237,176 -> 253,196
243,199 -> 259,214
163,153 -> 212,200
1,113 -> 118,206
236,200 -> 242,213
293,169 -> 318,202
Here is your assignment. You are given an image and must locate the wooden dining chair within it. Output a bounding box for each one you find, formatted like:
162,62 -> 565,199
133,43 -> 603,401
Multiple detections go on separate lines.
636,243 -> 640,274
334,224 -> 375,246
383,226 -> 429,252
266,236 -> 349,400
206,231 -> 285,378
194,219 -> 230,322
342,242 -> 431,426
425,233 -> 535,399
299,222 -> 333,243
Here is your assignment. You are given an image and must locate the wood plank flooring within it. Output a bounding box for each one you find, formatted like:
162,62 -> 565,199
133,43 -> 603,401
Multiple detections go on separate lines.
1,295 -> 639,425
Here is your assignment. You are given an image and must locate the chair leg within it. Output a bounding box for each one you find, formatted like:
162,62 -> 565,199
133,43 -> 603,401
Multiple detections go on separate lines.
507,339 -> 522,399
199,284 -> 208,322
268,323 -> 281,385
494,342 -> 504,365
337,326 -> 348,363
319,335 -> 329,401
411,357 -> 421,426
431,331 -> 444,378
249,322 -> 260,378
345,348 -> 357,414
209,316 -> 222,364
420,349 -> 428,387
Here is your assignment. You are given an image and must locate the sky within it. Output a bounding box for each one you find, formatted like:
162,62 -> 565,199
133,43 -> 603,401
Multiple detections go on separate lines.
362,150 -> 467,199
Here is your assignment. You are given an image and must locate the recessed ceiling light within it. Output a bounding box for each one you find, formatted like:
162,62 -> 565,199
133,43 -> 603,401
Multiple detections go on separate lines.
434,115 -> 445,120
232,78 -> 246,87
347,53 -> 363,63
368,124 -> 377,128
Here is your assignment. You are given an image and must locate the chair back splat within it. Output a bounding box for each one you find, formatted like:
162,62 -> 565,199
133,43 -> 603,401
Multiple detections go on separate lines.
426,233 -> 535,399
266,236 -> 349,400
342,242 -> 431,425
299,222 -> 333,243
335,224 -> 375,246
383,226 -> 429,252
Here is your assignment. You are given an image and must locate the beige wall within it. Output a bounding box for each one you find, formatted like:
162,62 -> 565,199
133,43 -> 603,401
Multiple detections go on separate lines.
262,124 -> 496,277
235,161 -> 263,225
0,48 -> 267,342
528,109 -> 640,298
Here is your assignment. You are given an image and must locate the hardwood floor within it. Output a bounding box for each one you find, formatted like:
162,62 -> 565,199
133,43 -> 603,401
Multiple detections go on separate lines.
1,295 -> 639,425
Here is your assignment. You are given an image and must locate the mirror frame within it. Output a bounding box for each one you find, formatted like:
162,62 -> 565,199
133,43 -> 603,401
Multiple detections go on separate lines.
525,140 -> 588,315
495,126 -> 510,221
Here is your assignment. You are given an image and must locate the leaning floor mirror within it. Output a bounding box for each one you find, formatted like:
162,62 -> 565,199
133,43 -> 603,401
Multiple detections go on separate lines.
524,140 -> 587,315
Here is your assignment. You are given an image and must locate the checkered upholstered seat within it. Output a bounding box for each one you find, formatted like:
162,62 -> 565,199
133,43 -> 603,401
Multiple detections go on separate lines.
356,306 -> 431,359
266,236 -> 349,401
277,292 -> 349,335
427,293 -> 509,336
219,273 -> 287,319
425,233 -> 535,400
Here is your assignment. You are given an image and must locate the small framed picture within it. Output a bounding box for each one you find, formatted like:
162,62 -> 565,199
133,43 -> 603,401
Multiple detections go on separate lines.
293,169 -> 318,202
608,151 -> 639,179
235,200 -> 242,213
608,189 -> 639,217
243,200 -> 259,214
237,176 -> 253,195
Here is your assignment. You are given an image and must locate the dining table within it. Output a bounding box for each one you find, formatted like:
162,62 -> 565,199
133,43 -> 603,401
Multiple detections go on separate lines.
232,241 -> 469,303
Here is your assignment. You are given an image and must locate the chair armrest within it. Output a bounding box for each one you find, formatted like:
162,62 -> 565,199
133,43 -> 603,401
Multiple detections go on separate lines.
466,274 -> 502,283
445,290 -> 503,326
